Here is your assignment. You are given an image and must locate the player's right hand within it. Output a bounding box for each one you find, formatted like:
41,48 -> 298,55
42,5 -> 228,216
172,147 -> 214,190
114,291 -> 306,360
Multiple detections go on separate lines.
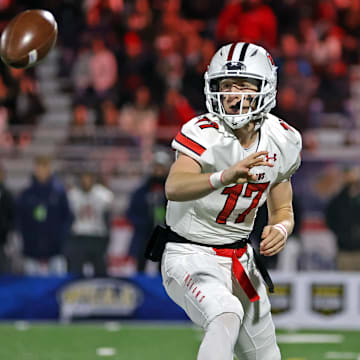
221,151 -> 274,185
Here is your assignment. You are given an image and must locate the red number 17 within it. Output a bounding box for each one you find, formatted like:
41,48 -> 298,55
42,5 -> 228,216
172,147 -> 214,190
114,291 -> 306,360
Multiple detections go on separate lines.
216,182 -> 270,224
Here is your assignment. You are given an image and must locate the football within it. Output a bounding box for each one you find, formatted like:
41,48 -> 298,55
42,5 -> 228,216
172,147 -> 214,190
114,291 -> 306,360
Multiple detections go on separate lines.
0,9 -> 58,69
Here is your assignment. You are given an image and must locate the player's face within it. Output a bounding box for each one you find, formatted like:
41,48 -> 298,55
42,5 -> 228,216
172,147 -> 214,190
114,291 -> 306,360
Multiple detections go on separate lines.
219,78 -> 259,115
34,162 -> 51,183
81,174 -> 94,192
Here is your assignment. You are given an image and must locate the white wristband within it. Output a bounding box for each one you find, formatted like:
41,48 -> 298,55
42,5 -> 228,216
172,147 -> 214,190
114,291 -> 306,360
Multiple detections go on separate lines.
273,223 -> 288,240
209,170 -> 225,189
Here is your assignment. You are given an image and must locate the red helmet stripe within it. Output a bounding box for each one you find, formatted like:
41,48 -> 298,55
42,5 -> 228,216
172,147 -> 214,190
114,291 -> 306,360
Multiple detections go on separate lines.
227,43 -> 236,61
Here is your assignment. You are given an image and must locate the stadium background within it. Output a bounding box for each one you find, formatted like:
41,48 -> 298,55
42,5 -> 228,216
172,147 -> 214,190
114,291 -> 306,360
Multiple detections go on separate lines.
0,0 -> 360,358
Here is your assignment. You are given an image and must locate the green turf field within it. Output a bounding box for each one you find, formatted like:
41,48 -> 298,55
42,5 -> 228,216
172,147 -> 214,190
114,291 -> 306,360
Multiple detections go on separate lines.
0,323 -> 359,360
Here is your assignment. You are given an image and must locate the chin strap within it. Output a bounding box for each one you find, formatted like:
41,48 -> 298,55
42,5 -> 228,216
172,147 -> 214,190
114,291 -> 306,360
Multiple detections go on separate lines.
223,112 -> 266,131
253,113 -> 266,131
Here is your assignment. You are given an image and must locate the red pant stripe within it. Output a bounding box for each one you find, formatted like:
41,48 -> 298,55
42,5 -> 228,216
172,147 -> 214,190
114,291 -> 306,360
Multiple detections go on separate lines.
213,246 -> 260,302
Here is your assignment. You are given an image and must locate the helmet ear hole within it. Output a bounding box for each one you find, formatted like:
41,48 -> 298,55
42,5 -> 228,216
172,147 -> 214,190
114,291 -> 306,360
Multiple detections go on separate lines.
209,79 -> 219,92
211,96 -> 219,112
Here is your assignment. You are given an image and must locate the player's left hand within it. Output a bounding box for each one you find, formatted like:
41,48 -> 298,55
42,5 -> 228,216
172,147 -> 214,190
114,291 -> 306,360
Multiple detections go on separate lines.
259,225 -> 287,256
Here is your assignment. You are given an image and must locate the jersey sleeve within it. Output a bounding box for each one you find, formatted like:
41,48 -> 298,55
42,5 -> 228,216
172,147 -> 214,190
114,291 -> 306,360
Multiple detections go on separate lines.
275,120 -> 302,182
171,117 -> 213,168
279,149 -> 301,182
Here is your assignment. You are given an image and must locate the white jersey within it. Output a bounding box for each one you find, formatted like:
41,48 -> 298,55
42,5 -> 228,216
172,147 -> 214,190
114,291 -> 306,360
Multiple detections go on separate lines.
69,184 -> 114,237
166,113 -> 302,245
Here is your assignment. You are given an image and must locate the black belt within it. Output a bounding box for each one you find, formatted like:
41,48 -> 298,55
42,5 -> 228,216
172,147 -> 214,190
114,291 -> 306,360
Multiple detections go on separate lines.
166,226 -> 274,293
165,226 -> 248,249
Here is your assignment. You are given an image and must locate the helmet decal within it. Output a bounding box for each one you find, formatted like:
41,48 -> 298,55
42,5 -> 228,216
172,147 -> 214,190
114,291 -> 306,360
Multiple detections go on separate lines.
224,62 -> 246,71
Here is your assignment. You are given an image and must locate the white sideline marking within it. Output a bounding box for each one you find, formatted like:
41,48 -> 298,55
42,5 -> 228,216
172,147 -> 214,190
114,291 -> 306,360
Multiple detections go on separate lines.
277,334 -> 343,343
14,321 -> 29,331
96,348 -> 116,356
104,322 -> 122,332
325,352 -> 360,359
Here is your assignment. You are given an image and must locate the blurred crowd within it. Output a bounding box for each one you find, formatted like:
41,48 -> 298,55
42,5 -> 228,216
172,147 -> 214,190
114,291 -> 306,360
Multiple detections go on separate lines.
0,150 -> 173,276
0,155 -> 113,276
0,0 -> 359,143
2,152 -> 360,275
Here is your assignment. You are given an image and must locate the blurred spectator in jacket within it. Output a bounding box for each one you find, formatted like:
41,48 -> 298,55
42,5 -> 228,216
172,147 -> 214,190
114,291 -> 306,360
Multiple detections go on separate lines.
0,163 -> 14,273
126,0 -> 154,39
325,166 -> 360,271
13,75 -> 45,126
71,45 -> 92,105
119,85 -> 157,135
274,34 -> 318,132
315,60 -> 350,115
157,88 -> 196,145
216,0 -> 277,50
182,38 -> 216,113
119,85 -> 158,154
0,72 -> 16,121
126,150 -> 171,272
16,156 -> 73,275
67,103 -> 96,145
89,37 -> 118,104
13,75 -> 45,148
339,0 -> 360,64
118,32 -> 157,104
275,86 -> 308,132
65,171 -> 114,277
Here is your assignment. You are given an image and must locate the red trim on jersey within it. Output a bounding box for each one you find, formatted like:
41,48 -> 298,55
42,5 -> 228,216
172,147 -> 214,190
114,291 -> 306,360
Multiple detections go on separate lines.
175,132 -> 206,156
227,43 -> 236,61
196,117 -> 219,130
213,246 -> 260,302
195,118 -> 210,124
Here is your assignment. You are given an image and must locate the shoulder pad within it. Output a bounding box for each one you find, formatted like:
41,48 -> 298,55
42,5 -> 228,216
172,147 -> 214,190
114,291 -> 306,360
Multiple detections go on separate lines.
265,114 -> 302,181
172,114 -> 221,163
265,114 -> 302,150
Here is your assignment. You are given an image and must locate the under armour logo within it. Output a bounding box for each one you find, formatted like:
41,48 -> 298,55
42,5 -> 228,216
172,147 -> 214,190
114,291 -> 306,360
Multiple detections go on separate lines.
256,172 -> 265,181
265,153 -> 277,162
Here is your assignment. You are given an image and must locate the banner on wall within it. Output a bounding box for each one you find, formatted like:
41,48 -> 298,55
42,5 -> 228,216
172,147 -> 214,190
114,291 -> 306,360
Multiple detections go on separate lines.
58,278 -> 144,321
269,272 -> 360,329
311,283 -> 344,315
0,272 -> 360,329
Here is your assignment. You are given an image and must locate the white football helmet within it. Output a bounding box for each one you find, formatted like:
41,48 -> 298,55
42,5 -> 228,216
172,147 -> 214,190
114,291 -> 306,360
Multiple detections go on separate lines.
204,42 -> 277,130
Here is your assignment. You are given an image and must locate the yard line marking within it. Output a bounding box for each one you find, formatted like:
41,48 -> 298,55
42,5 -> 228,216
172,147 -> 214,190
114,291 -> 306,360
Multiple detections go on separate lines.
96,348 -> 116,356
277,334 -> 343,344
14,321 -> 29,331
325,352 -> 359,359
104,322 -> 122,332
